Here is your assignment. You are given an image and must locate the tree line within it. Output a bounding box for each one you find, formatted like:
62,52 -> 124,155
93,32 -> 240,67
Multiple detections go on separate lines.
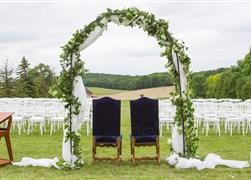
191,47 -> 251,100
1,47 -> 251,99
0,57 -> 56,98
83,72 -> 174,90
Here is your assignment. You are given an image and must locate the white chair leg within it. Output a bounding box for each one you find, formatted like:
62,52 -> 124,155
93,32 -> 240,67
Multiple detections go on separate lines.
50,122 -> 53,135
18,122 -> 21,135
238,122 -> 240,134
22,122 -> 26,133
202,122 -> 205,134
230,121 -> 233,136
86,122 -> 89,136
160,123 -> 163,137
53,122 -> 56,133
27,122 -> 31,135
218,122 -> 221,136
242,121 -> 245,136
44,122 -> 46,133
206,122 -> 209,136
40,122 -> 43,136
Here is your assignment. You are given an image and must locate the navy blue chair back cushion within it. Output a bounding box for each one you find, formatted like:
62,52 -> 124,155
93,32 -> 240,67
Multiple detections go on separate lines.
93,97 -> 121,136
130,97 -> 159,136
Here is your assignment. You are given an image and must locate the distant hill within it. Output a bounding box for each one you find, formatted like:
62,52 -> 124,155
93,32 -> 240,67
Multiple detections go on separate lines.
87,87 -> 126,96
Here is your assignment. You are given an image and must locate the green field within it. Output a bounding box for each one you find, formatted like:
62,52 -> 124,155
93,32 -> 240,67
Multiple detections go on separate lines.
1,101 -> 251,179
87,87 -> 126,96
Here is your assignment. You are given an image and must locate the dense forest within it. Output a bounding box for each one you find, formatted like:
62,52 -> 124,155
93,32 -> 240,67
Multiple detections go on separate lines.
83,72 -> 173,90
1,47 -> 251,99
191,48 -> 251,100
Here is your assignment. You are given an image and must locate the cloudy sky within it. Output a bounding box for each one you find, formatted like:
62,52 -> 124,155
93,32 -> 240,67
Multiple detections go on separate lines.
0,1 -> 251,75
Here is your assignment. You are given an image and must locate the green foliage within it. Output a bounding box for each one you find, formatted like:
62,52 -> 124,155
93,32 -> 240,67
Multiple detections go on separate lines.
0,57 -> 57,98
16,57 -> 37,97
192,47 -> 251,100
0,60 -> 15,97
190,73 -> 206,98
190,68 -> 227,98
52,7 -> 197,169
238,75 -> 251,99
83,72 -> 173,90
29,63 -> 56,97
205,73 -> 222,98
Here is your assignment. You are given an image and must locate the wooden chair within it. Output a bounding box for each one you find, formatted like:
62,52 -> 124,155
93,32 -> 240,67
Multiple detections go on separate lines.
130,97 -> 160,165
92,97 -> 122,164
0,112 -> 14,166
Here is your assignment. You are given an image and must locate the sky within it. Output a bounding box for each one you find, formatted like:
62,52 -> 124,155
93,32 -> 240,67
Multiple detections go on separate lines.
0,1 -> 251,75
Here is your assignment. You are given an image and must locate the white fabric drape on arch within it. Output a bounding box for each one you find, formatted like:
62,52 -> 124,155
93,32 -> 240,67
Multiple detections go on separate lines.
170,49 -> 187,154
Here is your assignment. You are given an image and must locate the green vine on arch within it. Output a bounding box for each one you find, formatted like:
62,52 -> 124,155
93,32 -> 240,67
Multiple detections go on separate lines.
51,7 -> 198,169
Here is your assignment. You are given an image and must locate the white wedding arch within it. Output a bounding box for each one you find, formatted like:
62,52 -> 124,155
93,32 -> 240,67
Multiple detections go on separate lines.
13,7 -> 249,171
52,7 -> 197,169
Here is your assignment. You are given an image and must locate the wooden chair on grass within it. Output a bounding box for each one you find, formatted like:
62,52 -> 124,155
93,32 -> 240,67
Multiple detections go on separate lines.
130,97 -> 160,165
92,97 -> 122,164
0,112 -> 14,166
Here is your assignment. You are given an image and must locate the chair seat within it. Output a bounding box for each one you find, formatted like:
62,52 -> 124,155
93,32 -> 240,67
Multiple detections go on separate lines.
29,117 -> 44,122
51,117 -> 64,121
131,135 -> 157,143
12,116 -> 23,121
96,135 -> 122,143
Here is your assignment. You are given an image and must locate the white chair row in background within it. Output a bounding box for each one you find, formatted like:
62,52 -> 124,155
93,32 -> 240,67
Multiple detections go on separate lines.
1,98 -> 251,137
159,99 -> 251,136
0,98 -> 93,136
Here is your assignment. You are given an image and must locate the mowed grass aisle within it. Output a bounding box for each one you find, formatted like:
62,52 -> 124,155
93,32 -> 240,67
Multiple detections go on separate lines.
1,101 -> 251,179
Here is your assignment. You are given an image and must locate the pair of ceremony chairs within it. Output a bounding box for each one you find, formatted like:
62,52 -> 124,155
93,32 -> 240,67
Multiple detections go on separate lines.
92,97 -> 160,165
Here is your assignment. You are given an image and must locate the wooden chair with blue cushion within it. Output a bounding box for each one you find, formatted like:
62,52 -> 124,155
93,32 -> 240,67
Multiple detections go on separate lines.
92,97 -> 122,164
130,97 -> 160,165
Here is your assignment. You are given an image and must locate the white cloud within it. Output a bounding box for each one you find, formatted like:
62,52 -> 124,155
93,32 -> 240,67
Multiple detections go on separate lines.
0,2 -> 250,75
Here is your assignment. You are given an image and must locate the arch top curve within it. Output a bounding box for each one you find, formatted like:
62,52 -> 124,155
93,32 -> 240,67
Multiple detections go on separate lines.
62,8 -> 188,63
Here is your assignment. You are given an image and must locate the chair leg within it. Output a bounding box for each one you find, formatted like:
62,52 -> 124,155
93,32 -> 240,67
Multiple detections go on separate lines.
50,122 -> 53,135
156,136 -> 160,165
117,138 -> 121,165
86,122 -> 89,136
92,137 -> 96,164
120,139 -> 122,156
242,121 -> 245,136
5,135 -> 14,161
160,123 -> 163,137
27,122 -> 31,135
132,137 -> 136,165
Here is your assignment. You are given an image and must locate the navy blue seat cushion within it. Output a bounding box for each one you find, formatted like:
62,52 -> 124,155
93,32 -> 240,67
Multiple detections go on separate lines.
96,135 -> 122,143
131,135 -> 156,143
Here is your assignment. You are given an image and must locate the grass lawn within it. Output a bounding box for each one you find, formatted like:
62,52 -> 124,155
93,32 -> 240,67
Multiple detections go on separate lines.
1,100 -> 251,180
87,87 -> 126,96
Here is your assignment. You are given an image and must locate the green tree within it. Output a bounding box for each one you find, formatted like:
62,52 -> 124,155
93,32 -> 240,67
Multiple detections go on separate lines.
16,57 -> 37,97
205,73 -> 222,98
29,63 -> 56,97
0,60 -> 15,97
191,73 -> 206,98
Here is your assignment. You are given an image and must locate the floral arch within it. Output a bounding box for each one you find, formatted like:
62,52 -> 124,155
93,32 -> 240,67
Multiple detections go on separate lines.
52,7 -> 197,169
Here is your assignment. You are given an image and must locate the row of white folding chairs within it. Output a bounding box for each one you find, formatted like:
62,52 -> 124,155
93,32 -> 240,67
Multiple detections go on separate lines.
10,111 -> 66,135
159,100 -> 175,136
194,112 -> 251,136
81,100 -> 93,136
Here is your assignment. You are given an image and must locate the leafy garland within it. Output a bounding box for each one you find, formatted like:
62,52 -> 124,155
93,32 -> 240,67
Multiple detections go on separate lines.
51,7 -> 198,169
